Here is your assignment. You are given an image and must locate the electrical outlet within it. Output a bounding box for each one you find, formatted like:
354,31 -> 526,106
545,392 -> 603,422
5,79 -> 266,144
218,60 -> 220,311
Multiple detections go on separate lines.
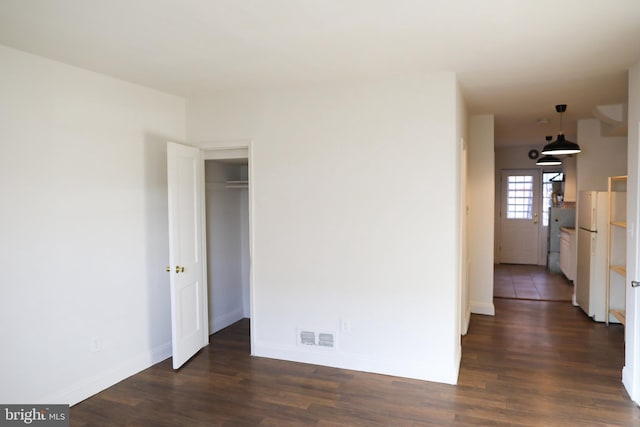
340,319 -> 351,333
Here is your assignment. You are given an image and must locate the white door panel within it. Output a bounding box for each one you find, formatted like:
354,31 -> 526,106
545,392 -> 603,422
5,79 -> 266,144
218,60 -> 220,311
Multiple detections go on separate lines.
500,170 -> 541,264
167,142 -> 208,369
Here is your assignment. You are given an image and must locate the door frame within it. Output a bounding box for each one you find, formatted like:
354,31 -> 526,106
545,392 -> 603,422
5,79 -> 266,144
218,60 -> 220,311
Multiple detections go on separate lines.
201,139 -> 255,355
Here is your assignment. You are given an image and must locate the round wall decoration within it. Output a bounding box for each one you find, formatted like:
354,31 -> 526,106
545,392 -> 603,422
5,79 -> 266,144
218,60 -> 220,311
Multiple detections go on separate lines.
528,149 -> 540,159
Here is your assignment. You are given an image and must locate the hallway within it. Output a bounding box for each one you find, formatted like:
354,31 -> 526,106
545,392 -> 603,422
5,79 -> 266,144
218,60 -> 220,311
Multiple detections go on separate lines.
494,263 -> 574,302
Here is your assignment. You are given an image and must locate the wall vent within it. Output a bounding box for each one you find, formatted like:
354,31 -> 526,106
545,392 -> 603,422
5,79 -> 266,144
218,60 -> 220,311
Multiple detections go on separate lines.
298,329 -> 336,349
300,331 -> 316,345
318,333 -> 334,348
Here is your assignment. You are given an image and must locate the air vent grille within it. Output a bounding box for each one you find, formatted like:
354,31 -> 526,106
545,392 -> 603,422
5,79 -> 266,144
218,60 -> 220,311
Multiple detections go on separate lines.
298,328 -> 336,349
318,333 -> 334,348
300,331 -> 315,345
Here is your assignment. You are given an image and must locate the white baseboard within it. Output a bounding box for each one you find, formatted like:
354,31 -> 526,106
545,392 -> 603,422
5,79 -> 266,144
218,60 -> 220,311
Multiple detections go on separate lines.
210,308 -> 244,334
254,340 -> 459,385
461,309 -> 471,335
470,301 -> 495,316
43,341 -> 172,406
622,365 -> 639,404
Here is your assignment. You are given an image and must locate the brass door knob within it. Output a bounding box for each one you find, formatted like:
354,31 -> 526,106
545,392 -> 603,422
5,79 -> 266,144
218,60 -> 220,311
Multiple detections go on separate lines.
176,266 -> 185,273
165,266 -> 171,272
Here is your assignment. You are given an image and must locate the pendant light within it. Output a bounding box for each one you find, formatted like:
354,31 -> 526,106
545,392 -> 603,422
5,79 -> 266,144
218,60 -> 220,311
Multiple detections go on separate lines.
541,104 -> 581,155
536,136 -> 562,165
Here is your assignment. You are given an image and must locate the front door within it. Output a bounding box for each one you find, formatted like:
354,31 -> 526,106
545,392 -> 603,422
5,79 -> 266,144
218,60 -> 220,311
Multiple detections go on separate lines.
500,169 -> 541,264
167,142 -> 208,369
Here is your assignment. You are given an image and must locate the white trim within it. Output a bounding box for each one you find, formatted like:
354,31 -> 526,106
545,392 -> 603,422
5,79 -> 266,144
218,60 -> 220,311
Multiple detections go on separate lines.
203,147 -> 248,160
201,139 -> 252,159
247,142 -> 256,356
461,309 -> 471,335
45,341 -> 172,406
198,149 -> 210,346
253,340 -> 459,385
211,308 -> 245,333
470,301 -> 496,316
623,365 -> 634,400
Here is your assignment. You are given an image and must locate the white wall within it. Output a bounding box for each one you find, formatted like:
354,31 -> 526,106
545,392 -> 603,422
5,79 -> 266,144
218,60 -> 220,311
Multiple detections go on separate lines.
188,74 -> 462,384
468,115 -> 495,316
0,45 -> 186,404
495,145 -> 562,170
205,161 -> 250,332
624,60 -> 640,403
576,118 -> 627,192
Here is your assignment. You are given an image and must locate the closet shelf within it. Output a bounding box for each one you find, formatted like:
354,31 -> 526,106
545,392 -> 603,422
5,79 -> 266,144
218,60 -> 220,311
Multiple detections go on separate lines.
610,265 -> 626,276
606,175 -> 627,326
225,180 -> 248,189
205,179 -> 249,189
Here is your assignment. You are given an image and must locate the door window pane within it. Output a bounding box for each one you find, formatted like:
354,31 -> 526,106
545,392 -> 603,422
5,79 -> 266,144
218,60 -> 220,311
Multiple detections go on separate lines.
542,172 -> 563,226
506,175 -> 533,219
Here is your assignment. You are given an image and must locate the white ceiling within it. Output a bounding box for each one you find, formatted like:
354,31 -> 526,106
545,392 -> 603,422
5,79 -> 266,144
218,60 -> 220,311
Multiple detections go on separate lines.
1,0 -> 639,147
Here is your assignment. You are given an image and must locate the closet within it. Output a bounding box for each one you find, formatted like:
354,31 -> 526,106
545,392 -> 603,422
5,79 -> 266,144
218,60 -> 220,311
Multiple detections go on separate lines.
204,159 -> 250,333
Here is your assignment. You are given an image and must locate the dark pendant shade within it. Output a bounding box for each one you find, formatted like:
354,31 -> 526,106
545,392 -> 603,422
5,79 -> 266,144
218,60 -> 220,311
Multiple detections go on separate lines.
541,134 -> 581,155
536,154 -> 562,166
542,104 -> 581,155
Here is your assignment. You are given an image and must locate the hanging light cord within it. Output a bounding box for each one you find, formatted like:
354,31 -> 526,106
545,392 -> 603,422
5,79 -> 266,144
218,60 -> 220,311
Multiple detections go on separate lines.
559,110 -> 563,135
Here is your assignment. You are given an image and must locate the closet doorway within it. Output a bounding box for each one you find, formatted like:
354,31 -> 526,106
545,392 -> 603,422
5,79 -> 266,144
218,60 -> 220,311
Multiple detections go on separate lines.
204,158 -> 250,338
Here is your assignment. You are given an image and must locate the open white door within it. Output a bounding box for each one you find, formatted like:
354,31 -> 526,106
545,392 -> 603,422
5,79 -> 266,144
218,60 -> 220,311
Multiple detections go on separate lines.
624,121 -> 640,402
167,142 -> 208,369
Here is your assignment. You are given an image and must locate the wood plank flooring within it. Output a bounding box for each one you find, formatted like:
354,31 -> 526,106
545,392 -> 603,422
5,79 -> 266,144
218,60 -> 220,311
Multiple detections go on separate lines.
71,300 -> 640,426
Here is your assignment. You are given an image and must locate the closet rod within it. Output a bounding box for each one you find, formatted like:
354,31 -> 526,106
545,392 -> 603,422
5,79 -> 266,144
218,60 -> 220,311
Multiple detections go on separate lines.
205,179 -> 249,189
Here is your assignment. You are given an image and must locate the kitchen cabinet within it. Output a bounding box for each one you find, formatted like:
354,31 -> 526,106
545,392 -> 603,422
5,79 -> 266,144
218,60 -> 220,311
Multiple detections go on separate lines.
560,227 -> 576,281
547,207 -> 576,273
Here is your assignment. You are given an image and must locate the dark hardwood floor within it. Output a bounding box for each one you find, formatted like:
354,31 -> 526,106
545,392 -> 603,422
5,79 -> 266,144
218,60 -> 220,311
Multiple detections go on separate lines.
71,300 -> 640,426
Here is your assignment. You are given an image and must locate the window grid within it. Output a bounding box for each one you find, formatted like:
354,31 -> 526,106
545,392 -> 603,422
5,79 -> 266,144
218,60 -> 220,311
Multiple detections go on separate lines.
506,176 -> 533,219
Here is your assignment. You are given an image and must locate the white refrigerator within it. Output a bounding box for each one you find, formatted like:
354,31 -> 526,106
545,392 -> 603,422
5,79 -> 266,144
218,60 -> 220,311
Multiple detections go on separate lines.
576,191 -> 608,321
